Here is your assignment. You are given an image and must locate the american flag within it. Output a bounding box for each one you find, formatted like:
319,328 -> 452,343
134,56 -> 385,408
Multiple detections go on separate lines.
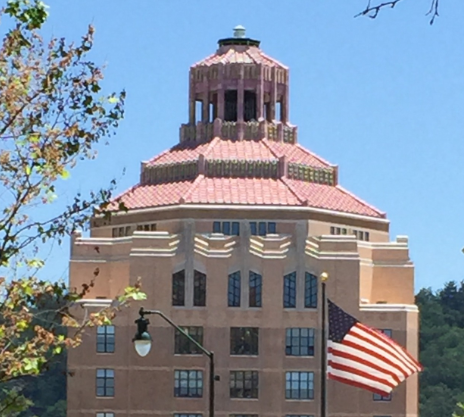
327,299 -> 422,396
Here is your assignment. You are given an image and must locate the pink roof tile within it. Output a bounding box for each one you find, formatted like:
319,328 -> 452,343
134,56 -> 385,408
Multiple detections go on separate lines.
204,139 -> 278,160
194,46 -> 287,69
283,179 -> 385,218
264,140 -> 332,168
114,181 -> 194,210
146,142 -> 211,166
185,177 -> 302,206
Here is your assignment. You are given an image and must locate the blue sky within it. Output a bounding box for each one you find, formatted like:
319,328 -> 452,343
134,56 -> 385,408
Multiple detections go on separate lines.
35,0 -> 464,291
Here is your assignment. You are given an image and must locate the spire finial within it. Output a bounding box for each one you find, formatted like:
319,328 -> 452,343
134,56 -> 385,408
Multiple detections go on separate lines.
233,25 -> 246,39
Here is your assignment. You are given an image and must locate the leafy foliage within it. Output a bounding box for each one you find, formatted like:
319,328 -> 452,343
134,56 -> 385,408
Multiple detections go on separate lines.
417,282 -> 464,417
0,1 -> 145,414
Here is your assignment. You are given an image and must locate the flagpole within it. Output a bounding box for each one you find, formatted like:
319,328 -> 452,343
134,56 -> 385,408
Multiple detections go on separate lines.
320,272 -> 328,417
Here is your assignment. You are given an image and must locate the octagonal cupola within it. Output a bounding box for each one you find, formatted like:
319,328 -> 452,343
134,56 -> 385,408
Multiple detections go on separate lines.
180,26 -> 296,144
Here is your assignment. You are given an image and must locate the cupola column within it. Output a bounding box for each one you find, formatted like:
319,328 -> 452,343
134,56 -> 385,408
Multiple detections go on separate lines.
256,65 -> 264,120
270,67 -> 277,121
188,72 -> 196,124
237,66 -> 245,139
202,79 -> 210,123
217,65 -> 225,120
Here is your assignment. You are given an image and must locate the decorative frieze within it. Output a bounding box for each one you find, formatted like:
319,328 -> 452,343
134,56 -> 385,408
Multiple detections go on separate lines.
144,161 -> 198,184
205,159 -> 279,179
287,163 -> 335,185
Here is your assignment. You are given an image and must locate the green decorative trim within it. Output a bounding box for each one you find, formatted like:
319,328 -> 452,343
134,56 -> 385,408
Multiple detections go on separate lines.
287,163 -> 334,185
146,161 -> 198,184
283,126 -> 295,144
205,159 -> 279,179
222,122 -> 237,139
267,124 -> 277,141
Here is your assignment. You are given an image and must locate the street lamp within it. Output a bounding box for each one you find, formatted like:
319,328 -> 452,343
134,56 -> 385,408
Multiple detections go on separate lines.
132,307 -> 216,417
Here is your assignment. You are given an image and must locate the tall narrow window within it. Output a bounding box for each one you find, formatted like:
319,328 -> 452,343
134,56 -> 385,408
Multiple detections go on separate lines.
304,272 -> 317,308
258,222 -> 266,236
172,270 -> 185,306
244,91 -> 257,121
96,369 -> 114,397
175,326 -> 204,354
96,325 -> 115,353
228,271 -> 241,307
283,272 -> 297,308
250,222 -> 257,236
224,90 -> 238,121
194,270 -> 206,307
249,271 -> 262,308
195,100 -> 202,123
96,413 -> 114,417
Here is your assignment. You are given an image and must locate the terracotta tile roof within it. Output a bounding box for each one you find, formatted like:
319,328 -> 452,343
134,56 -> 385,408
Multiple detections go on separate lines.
194,46 -> 287,69
205,139 -> 278,161
113,181 -> 194,210
146,142 -> 211,166
184,177 -> 302,206
283,179 -> 385,218
113,176 -> 384,218
264,140 -> 332,168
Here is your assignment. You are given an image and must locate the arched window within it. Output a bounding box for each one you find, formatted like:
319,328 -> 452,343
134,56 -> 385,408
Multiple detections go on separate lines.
193,270 -> 206,307
283,272 -> 297,308
249,271 -> 262,308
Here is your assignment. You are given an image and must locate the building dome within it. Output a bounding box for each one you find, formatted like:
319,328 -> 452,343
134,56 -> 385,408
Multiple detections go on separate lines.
112,28 -> 384,219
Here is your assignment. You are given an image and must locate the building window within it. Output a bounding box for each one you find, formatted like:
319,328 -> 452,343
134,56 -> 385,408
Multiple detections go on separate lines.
175,415 -> 202,417
96,325 -> 115,353
352,229 -> 370,241
174,370 -> 203,398
249,271 -> 262,307
228,271 -> 241,307
379,329 -> 393,338
175,326 -> 204,355
285,371 -> 314,399
213,221 -> 240,236
230,371 -> 259,399
283,272 -> 296,308
330,226 -> 347,235
286,415 -> 314,417
136,223 -> 157,231
249,221 -> 277,236
285,328 -> 315,356
172,270 -> 185,306
304,273 -> 317,308
230,327 -> 259,355
194,270 -> 206,307
96,369 -> 114,397
96,414 -> 114,417
231,415 -> 258,417
373,392 -> 392,401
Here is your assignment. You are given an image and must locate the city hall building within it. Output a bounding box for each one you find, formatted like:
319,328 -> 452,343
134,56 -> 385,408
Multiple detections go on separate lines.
67,27 -> 419,417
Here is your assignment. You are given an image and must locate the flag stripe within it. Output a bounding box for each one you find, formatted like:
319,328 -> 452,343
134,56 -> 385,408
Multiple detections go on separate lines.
327,372 -> 392,397
328,343 -> 404,385
354,324 -> 421,373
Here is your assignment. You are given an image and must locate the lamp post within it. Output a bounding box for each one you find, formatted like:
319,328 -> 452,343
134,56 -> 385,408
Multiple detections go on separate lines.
133,307 -> 215,417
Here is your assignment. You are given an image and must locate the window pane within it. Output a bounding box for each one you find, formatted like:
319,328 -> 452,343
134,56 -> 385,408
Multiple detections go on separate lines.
230,328 -> 259,355
175,326 -> 204,354
223,222 -> 231,235
193,270 -> 207,307
258,222 -> 266,236
228,271 -> 241,307
250,222 -> 257,235
268,222 -> 276,234
172,270 -> 185,306
213,221 -> 221,233
283,272 -> 296,308
231,222 -> 240,236
249,271 -> 262,307
304,273 -> 317,308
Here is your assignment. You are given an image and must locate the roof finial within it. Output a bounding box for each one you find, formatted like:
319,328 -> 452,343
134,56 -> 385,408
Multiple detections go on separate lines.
233,25 -> 246,39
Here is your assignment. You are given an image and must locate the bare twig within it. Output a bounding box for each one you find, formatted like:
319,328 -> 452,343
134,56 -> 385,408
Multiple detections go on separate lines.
355,0 -> 441,24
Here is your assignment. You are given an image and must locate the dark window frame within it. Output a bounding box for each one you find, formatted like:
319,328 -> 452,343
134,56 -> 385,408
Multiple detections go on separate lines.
249,271 -> 262,308
230,327 -> 259,356
175,326 -> 204,355
285,328 -> 315,356
283,272 -> 297,308
96,369 -> 114,397
373,392 -> 392,401
193,270 -> 206,307
172,270 -> 185,306
229,370 -> 259,399
304,273 -> 317,308
228,271 -> 241,307
285,371 -> 314,400
96,413 -> 115,417
174,370 -> 203,398
96,325 -> 115,353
